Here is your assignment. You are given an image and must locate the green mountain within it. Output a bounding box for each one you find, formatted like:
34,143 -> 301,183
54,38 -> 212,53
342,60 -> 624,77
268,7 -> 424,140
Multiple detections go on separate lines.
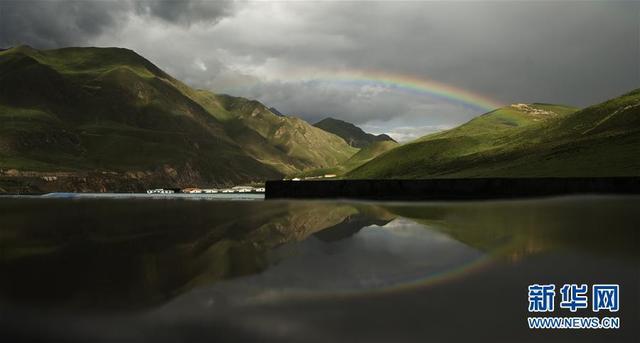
348,90 -> 640,178
208,94 -> 357,175
0,46 -> 356,191
290,135 -> 399,179
314,117 -> 396,148
340,140 -> 399,171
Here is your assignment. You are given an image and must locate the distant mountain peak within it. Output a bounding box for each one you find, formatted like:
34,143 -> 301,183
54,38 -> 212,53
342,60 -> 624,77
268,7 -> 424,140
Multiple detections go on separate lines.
375,134 -> 396,142
314,117 -> 395,148
316,117 -> 348,124
268,107 -> 285,116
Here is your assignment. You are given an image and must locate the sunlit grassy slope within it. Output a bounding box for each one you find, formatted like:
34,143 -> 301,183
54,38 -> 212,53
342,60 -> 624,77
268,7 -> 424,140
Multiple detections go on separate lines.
348,90 -> 640,178
341,140 -> 399,170
290,140 -> 399,178
0,46 -> 356,185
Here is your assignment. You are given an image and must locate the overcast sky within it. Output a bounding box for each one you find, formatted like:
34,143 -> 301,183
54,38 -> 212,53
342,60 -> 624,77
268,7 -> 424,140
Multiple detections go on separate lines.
1,0 -> 638,141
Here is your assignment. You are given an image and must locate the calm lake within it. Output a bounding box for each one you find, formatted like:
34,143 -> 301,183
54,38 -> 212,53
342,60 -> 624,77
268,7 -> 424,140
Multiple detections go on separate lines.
0,195 -> 638,342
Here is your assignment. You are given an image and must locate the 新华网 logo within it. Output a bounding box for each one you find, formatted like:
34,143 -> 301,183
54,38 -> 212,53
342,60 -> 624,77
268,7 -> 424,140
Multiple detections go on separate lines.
527,283 -> 620,329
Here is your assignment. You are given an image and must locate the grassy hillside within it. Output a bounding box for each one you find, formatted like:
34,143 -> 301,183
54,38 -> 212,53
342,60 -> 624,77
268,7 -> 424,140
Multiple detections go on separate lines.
0,46 -> 356,190
289,134 -> 399,178
341,140 -> 399,171
348,91 -> 640,178
314,117 -> 396,148
210,94 -> 358,174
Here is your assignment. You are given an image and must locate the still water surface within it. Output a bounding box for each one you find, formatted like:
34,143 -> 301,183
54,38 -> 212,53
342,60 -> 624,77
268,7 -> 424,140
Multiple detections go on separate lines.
0,195 -> 638,342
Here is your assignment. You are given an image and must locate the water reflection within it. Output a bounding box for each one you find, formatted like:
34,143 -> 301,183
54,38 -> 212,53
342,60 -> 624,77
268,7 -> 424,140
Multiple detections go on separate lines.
174,218 -> 484,307
0,199 -> 403,309
0,196 -> 638,342
384,196 -> 640,260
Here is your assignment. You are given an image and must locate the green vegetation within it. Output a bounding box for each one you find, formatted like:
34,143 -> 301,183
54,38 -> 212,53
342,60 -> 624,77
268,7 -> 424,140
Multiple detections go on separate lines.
0,46 -> 357,188
2,45 -> 637,189
290,140 -> 399,178
213,94 -> 357,174
340,140 -> 399,170
348,91 -> 640,178
314,117 -> 396,148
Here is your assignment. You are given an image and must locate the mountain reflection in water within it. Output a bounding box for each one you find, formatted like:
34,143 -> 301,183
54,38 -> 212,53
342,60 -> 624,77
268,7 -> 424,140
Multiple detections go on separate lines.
0,196 -> 638,342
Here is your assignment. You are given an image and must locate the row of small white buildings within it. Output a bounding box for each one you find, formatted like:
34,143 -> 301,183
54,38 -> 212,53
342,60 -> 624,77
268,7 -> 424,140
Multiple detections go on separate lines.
285,174 -> 337,181
147,186 -> 265,194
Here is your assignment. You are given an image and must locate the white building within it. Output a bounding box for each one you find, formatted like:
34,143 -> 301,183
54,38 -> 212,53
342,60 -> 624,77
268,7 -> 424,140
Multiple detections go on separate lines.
147,189 -> 174,194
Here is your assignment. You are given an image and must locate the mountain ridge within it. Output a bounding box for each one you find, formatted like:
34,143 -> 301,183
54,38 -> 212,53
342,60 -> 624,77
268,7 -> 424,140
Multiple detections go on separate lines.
314,117 -> 396,148
0,46 -> 357,191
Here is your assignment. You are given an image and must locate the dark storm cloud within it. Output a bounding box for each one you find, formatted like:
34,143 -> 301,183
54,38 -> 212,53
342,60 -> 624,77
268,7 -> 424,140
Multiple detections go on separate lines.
0,1 -> 638,141
0,0 -> 128,48
222,1 -> 639,108
134,0 -> 235,26
0,0 -> 235,48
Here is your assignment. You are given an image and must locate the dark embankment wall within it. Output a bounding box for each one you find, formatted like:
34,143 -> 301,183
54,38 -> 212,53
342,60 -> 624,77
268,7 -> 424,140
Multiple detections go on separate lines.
265,177 -> 640,200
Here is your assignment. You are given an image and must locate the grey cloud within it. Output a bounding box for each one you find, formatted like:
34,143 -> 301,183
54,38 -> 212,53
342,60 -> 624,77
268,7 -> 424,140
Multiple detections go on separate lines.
134,0 -> 235,26
0,0 -> 235,48
0,0 -> 129,48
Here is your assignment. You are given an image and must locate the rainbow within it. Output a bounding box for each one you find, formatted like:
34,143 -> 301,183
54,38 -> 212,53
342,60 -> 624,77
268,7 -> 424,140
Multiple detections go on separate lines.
254,249 -> 499,303
236,69 -> 503,113
255,237 -> 522,303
